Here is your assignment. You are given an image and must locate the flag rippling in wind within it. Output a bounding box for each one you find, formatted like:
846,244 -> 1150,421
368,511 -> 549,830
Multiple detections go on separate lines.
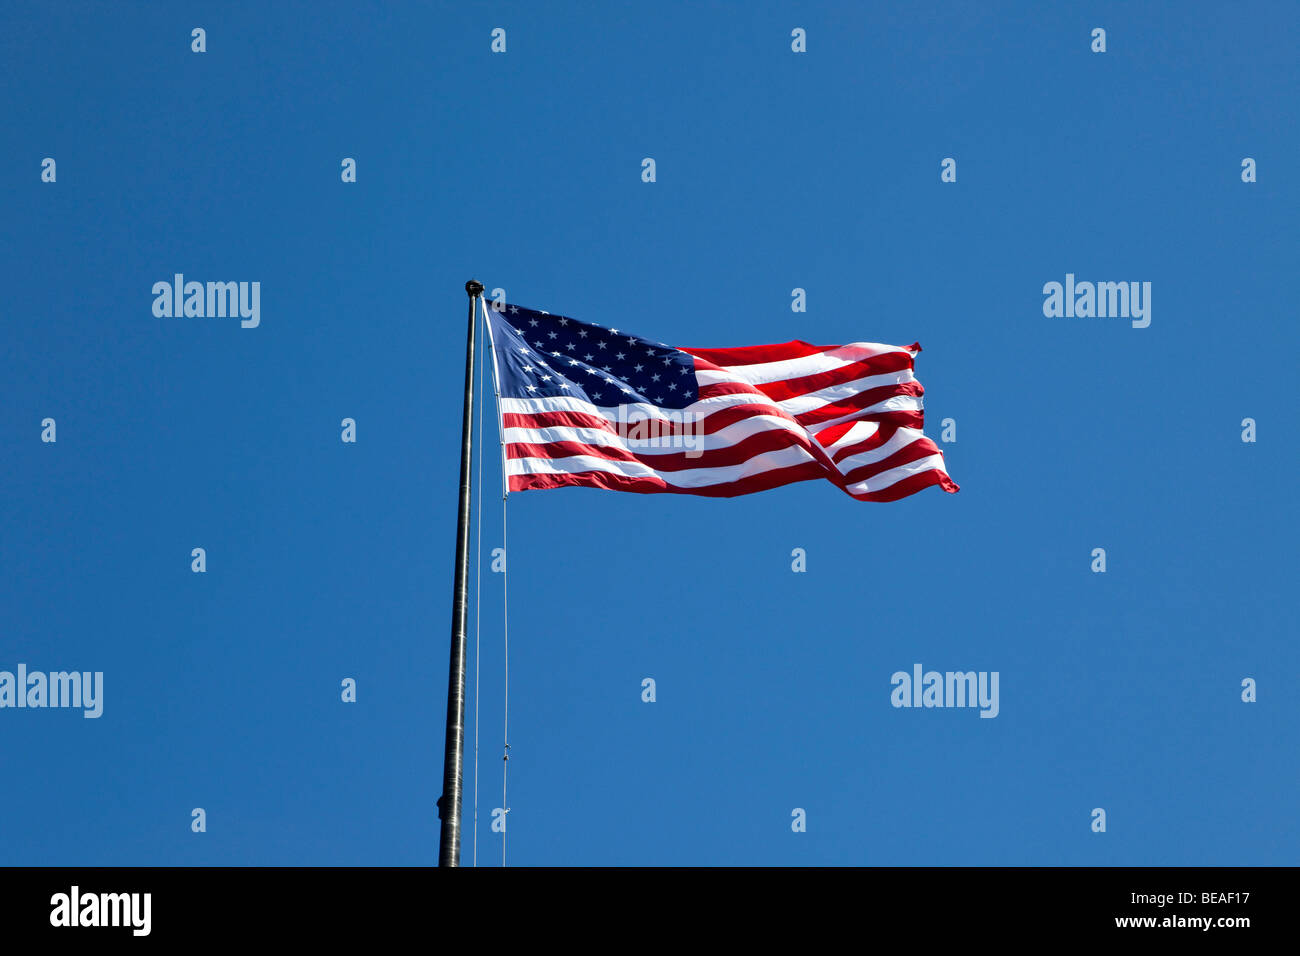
483,301 -> 959,503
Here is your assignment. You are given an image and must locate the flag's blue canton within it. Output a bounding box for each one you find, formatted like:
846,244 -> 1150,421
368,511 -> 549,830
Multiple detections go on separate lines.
486,302 -> 699,409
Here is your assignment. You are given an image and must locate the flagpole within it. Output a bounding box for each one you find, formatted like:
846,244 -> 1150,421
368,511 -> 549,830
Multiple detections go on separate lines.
438,278 -> 483,867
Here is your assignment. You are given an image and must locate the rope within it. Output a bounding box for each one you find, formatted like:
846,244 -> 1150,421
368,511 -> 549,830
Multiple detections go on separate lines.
501,490 -> 509,866
479,298 -> 511,867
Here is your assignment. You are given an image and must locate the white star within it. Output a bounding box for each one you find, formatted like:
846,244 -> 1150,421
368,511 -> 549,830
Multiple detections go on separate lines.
578,329 -> 588,338
593,392 -> 603,401
551,351 -> 562,357
569,358 -> 580,366
680,367 -> 690,375
602,366 -> 612,372
661,356 -> 673,364
518,347 -> 530,354
653,396 -> 662,403
565,342 -> 576,350
528,318 -> 538,327
634,364 -> 644,372
526,384 -> 538,392
668,382 -> 677,390
596,341 -> 607,349
540,375 -> 551,382
547,331 -> 558,340
584,367 -> 598,375
584,353 -> 594,361
645,348 -> 656,356
621,387 -> 632,394
510,305 -> 519,314
609,328 -> 619,335
626,336 -> 636,345
651,373 -> 660,382
616,352 -> 626,360
604,377 -> 615,385
558,317 -> 569,326
559,382 -> 571,389
522,365 -> 534,373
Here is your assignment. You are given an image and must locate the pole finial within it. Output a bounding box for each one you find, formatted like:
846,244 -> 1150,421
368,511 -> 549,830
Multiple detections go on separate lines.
466,279 -> 484,297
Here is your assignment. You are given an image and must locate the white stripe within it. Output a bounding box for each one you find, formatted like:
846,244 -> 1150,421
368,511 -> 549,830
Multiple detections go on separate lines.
833,427 -> 926,475
694,363 -> 917,417
503,390 -> 921,446
802,396 -> 923,429
504,412 -> 808,457
700,342 -> 913,385
506,444 -> 818,488
694,366 -> 914,399
771,369 -> 915,415
501,395 -> 616,415
843,453 -> 948,494
500,390 -> 792,425
809,419 -> 878,450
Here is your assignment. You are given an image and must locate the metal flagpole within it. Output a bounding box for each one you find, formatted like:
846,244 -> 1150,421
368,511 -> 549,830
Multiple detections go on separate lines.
438,278 -> 483,866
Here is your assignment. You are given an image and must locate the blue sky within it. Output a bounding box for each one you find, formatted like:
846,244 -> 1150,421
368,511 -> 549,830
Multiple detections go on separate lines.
1,1 -> 1296,866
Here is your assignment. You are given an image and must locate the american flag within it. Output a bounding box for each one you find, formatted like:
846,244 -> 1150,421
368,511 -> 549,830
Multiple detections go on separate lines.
484,301 -> 959,502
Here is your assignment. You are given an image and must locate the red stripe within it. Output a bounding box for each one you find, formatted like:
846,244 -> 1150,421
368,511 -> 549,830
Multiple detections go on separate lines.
506,425 -> 818,473
509,453 -> 958,501
502,409 -> 617,433
860,410 -> 925,430
838,437 -> 941,486
503,399 -> 797,438
751,350 -> 914,403
694,377 -> 925,429
683,341 -> 922,369
814,420 -> 857,449
827,424 -> 895,463
682,341 -> 833,367
696,380 -> 778,402
508,460 -> 826,497
793,380 -> 925,426
844,468 -> 958,502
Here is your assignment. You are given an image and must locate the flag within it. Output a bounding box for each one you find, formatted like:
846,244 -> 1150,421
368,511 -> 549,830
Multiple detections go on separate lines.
483,301 -> 959,502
